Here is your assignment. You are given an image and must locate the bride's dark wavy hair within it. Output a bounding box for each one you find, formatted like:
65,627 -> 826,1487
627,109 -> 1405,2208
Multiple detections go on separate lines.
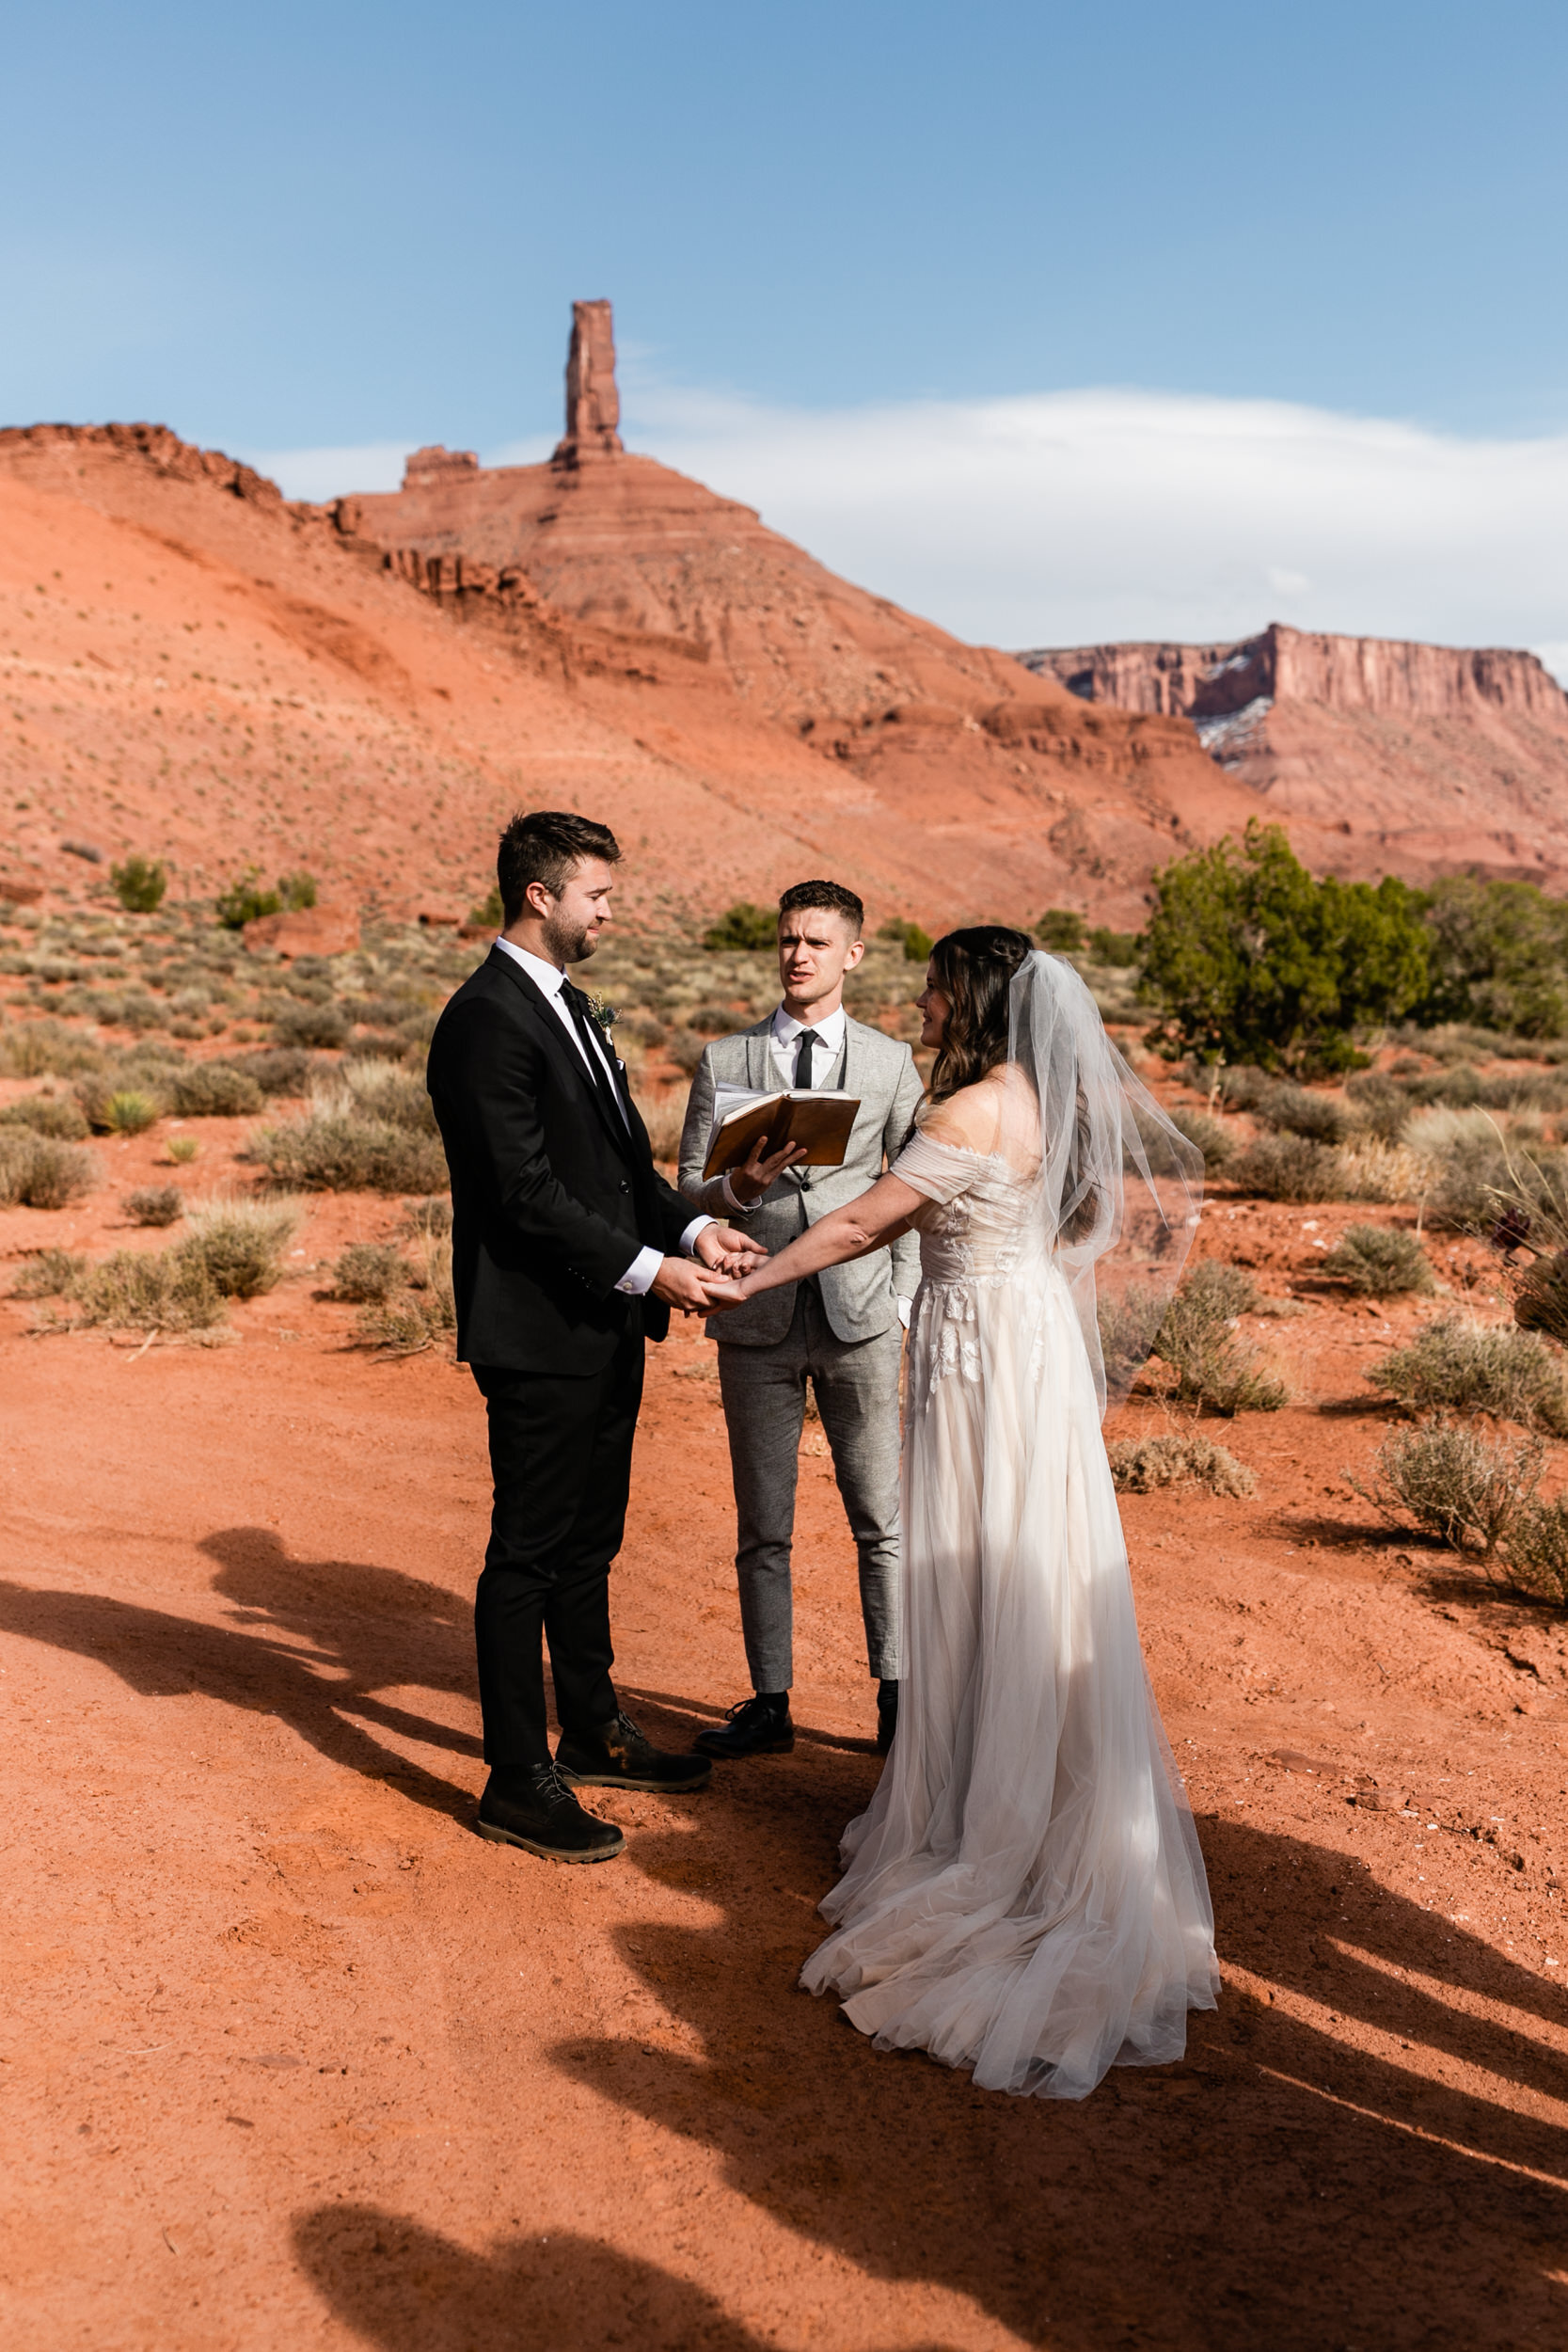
927,926 -> 1035,1102
927,926 -> 1102,1244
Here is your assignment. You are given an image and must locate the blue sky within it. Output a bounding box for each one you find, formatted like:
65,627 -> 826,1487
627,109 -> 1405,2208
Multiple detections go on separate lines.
6,2 -> 1566,661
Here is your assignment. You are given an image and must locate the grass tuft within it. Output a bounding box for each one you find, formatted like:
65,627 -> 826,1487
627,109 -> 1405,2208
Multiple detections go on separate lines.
1106,1430 -> 1257,1497
0,1132 -> 100,1209
1320,1224 -> 1434,1297
1365,1317 -> 1568,1435
180,1197 -> 301,1298
330,1243 -> 404,1302
123,1184 -> 183,1228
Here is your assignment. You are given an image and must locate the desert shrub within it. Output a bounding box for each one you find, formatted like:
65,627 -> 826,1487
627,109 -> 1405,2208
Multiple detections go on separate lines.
702,902 -> 777,952
879,917 -> 935,962
179,1196 -> 300,1297
355,1231 -> 454,1353
1365,1317 -> 1568,1435
168,1062 -> 263,1118
1165,1107 -> 1233,1168
1514,1250 -> 1568,1347
277,871 -> 318,911
64,1248 -> 225,1333
1257,1084 -> 1351,1145
1106,1430 -> 1257,1497
1087,926 -> 1140,967
123,1184 -> 183,1228
1152,1261 -> 1288,1414
467,885 -> 503,930
111,854 -> 166,914
1227,1133 -> 1346,1203
1035,910 -> 1085,953
1098,1285 -> 1169,1394
1142,819 -> 1431,1074
164,1136 -> 200,1165
232,1047 -> 313,1096
1477,1069 -> 1568,1115
330,1242 -> 404,1302
1497,1496 -> 1568,1606
1343,1070 -> 1412,1143
0,1091 -> 91,1140
1214,1065 -> 1274,1112
1402,1064 -> 1483,1109
335,1061 -> 436,1134
215,868 -> 280,929
9,1248 -> 85,1297
1337,1141 -> 1425,1204
400,1196 -> 452,1240
249,1107 -> 449,1195
665,1029 -> 706,1077
0,1133 -> 100,1209
343,1029 -> 413,1063
1408,1110 -> 1567,1232
1351,1421 -> 1544,1555
1320,1225 -> 1434,1297
635,1092 -> 686,1164
0,1018 -> 106,1078
1418,874 -> 1568,1038
689,1001 -> 740,1036
272,999 -> 348,1051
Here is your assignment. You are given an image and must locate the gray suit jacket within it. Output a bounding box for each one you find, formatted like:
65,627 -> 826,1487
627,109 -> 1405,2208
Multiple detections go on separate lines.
678,1013 -> 924,1347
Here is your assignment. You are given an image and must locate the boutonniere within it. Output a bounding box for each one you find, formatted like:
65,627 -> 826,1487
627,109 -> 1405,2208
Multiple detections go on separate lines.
585,992 -> 618,1040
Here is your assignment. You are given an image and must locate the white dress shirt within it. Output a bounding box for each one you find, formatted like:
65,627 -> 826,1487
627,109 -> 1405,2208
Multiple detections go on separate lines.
494,935 -> 711,1294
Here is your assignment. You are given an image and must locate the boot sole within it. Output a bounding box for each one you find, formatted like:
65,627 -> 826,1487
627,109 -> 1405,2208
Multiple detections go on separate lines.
475,1817 -> 626,1863
692,1732 -> 796,1760
557,1765 -> 713,1793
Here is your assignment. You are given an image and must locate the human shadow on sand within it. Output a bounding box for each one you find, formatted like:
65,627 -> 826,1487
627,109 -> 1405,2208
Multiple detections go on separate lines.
291,2211 -> 955,2352
0,1526 -> 483,1820
534,1755 -> 1568,2352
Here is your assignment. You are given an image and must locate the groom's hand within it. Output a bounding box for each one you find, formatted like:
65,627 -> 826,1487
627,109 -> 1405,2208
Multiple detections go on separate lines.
650,1256 -> 725,1315
693,1223 -> 768,1276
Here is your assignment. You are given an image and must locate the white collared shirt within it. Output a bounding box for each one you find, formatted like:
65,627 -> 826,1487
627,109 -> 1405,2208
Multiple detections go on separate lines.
768,999 -> 847,1091
494,935 -> 710,1293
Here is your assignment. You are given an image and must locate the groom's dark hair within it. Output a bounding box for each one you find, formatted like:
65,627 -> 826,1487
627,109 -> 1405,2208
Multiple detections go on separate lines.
778,879 -> 863,937
497,809 -> 621,923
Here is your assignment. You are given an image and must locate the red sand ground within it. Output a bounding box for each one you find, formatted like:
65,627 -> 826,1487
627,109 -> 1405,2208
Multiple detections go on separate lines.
3,1122 -> 1567,2350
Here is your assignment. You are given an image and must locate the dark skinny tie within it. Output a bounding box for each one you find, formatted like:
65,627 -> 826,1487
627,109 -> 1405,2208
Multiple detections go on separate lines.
792,1028 -> 821,1089
562,983 -> 624,1119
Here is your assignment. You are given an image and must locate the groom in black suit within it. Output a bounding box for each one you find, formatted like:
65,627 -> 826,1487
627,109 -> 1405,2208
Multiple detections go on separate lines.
427,809 -> 765,1862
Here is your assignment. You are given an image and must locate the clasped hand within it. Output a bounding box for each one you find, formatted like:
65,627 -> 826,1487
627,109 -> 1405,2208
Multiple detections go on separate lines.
649,1222 -> 767,1315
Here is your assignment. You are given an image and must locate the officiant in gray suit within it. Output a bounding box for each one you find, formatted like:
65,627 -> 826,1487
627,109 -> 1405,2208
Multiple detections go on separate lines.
678,881 -> 923,1759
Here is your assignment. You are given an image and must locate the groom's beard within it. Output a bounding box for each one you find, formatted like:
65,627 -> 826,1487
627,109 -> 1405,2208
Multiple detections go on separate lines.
541,911 -> 599,965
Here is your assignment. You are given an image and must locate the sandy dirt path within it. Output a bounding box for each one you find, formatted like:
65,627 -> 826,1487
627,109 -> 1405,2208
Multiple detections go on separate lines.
2,1193 -> 1566,2349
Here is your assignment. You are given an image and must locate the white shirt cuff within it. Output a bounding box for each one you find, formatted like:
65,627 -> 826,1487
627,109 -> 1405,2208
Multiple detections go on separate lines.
721,1173 -> 753,1214
616,1245 -> 665,1295
616,1219 -> 714,1293
898,1297 -> 912,1329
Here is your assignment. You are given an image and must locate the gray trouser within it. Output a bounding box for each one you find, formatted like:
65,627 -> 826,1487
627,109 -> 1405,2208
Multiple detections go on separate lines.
716,1282 -> 903,1693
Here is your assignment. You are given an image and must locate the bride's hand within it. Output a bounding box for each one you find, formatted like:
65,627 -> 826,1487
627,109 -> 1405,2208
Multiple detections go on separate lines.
701,1274 -> 752,1311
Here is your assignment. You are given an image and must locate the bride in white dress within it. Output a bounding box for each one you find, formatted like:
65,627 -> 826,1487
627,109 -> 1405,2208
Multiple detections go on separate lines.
712,929 -> 1218,2100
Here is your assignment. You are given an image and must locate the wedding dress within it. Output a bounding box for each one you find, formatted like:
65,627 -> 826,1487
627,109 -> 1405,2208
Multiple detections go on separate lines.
800,954 -> 1218,2100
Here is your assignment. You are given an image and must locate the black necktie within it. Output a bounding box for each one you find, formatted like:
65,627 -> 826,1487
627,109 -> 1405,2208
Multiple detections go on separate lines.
792,1028 -> 821,1089
562,982 -> 624,1119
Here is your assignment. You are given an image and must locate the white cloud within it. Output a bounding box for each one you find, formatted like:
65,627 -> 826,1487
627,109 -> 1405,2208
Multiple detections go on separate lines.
617,383 -> 1568,680
246,389 -> 1568,681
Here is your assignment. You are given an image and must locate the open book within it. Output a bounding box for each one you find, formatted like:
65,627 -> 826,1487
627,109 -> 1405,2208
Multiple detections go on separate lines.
702,1084 -> 861,1181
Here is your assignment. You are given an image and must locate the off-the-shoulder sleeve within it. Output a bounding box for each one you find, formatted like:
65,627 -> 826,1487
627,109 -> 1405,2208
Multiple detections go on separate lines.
891,1131 -> 980,1205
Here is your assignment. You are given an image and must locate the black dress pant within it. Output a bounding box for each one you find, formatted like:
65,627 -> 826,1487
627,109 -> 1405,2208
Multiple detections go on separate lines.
471,1316 -> 644,1784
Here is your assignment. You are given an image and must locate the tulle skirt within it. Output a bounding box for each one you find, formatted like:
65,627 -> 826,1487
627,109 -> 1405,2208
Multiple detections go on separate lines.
800,1261 -> 1218,2099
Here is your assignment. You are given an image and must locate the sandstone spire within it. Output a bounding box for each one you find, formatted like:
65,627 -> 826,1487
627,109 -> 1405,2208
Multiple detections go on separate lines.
553,298 -> 624,466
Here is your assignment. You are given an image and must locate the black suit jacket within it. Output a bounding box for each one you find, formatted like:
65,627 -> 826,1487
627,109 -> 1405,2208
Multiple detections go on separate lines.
427,947 -> 695,1373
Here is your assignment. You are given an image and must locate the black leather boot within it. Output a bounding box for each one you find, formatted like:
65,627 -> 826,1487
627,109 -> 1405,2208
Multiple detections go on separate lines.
877,1679 -> 899,1755
694,1692 -> 795,1759
556,1710 -> 713,1793
475,1763 -> 625,1863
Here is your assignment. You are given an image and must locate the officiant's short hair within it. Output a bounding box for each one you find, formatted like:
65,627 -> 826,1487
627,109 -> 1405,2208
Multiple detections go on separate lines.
778,879 -> 863,937
498,809 -> 621,921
